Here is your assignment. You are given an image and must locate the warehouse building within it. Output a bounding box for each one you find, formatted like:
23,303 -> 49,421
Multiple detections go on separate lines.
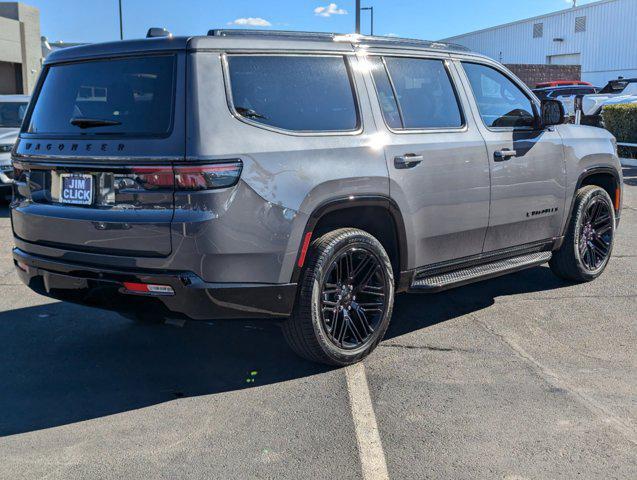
0,2 -> 41,94
443,0 -> 637,86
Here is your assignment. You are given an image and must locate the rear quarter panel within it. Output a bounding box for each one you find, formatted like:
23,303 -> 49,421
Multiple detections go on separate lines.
185,51 -> 389,284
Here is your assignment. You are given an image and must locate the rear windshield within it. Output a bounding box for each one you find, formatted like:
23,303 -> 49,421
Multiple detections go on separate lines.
26,55 -> 176,136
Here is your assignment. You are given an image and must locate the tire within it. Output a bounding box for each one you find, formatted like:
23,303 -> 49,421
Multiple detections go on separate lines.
550,185 -> 615,282
283,228 -> 395,366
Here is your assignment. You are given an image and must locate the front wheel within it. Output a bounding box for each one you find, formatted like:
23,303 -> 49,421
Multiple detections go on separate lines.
550,185 -> 615,282
283,228 -> 395,366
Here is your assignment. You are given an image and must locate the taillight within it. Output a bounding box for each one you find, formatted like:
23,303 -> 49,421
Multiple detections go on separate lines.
127,162 -> 243,191
174,161 -> 243,190
129,167 -> 174,189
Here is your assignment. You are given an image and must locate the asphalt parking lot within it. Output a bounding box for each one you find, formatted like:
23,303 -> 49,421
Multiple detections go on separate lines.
1,169 -> 635,480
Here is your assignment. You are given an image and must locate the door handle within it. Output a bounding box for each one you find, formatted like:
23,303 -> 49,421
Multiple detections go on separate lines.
394,153 -> 423,169
494,149 -> 517,161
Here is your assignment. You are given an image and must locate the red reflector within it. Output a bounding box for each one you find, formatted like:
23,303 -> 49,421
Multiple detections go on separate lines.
297,232 -> 313,268
123,282 -> 175,296
615,187 -> 621,211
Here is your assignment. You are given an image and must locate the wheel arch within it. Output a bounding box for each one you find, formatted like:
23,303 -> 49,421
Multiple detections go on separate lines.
561,166 -> 622,239
292,195 -> 409,288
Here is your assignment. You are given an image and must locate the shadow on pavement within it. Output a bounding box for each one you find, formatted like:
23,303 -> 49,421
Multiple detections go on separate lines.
0,265 -> 569,437
385,264 -> 568,340
0,204 -> 10,218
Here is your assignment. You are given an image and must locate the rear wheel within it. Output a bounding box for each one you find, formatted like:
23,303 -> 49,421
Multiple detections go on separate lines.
283,228 -> 394,366
550,185 -> 615,282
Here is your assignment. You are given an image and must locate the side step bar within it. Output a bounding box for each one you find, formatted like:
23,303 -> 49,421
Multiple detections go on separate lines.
410,251 -> 552,293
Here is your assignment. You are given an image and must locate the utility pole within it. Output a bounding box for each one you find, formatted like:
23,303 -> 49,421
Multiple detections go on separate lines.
361,6 -> 374,36
118,0 -> 123,40
355,0 -> 361,34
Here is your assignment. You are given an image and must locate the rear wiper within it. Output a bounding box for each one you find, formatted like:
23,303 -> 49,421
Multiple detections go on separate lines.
70,117 -> 122,129
235,107 -> 267,120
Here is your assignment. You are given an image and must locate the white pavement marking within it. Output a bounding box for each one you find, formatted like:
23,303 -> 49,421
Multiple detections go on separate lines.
345,362 -> 390,480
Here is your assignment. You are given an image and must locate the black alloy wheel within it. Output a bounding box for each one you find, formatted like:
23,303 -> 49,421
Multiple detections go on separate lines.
319,247 -> 388,350
282,228 -> 395,366
578,196 -> 613,271
550,185 -> 616,282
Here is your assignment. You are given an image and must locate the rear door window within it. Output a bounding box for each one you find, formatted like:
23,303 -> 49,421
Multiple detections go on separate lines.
462,62 -> 536,129
226,55 -> 360,132
369,56 -> 463,130
27,55 -> 176,136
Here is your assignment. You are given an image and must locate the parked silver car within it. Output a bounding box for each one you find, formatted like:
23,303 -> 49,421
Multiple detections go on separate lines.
0,94 -> 29,197
11,30 -> 623,365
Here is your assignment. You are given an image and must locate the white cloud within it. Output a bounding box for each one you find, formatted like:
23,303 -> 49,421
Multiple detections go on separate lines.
385,33 -> 398,37
227,17 -> 272,27
314,3 -> 348,17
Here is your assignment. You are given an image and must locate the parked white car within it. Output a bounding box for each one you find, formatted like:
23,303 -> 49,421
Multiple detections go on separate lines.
580,79 -> 637,125
0,94 -> 30,196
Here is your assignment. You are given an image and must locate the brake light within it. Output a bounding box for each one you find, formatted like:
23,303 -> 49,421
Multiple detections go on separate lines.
130,167 -> 174,189
123,282 -> 175,296
129,162 -> 242,191
174,162 -> 243,190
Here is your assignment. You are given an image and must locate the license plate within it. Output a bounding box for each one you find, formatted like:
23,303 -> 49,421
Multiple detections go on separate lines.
59,174 -> 94,205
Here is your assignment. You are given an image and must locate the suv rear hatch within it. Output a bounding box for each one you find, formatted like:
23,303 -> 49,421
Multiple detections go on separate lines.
12,50 -> 185,257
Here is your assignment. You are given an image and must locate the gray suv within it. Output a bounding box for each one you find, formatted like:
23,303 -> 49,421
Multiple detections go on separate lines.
11,30 -> 623,366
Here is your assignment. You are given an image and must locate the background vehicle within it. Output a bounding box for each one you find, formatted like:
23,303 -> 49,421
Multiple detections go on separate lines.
533,85 -> 599,116
579,78 -> 637,126
11,31 -> 623,366
0,95 -> 30,199
535,80 -> 593,88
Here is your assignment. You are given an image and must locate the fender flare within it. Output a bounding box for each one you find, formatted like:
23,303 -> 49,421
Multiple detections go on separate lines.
561,166 -> 622,238
290,195 -> 409,284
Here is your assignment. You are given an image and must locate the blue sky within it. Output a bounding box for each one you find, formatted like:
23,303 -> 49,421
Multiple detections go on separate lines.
31,0 -> 596,43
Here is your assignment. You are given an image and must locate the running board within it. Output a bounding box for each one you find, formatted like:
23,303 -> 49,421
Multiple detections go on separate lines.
410,251 -> 552,292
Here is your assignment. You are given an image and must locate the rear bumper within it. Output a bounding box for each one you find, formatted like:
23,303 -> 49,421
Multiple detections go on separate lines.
13,248 -> 296,320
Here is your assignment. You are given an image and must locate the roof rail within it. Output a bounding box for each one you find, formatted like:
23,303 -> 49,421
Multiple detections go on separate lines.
207,29 -> 470,52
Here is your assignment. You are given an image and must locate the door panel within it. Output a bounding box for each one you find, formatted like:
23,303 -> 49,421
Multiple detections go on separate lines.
366,55 -> 491,268
481,129 -> 566,251
385,133 -> 491,267
458,60 -> 566,252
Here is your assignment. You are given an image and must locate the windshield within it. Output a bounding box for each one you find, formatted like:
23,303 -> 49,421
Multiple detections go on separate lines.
599,81 -> 629,94
26,55 -> 176,136
0,102 -> 28,128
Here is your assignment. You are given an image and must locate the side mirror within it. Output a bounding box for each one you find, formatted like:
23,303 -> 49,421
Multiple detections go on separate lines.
541,99 -> 567,127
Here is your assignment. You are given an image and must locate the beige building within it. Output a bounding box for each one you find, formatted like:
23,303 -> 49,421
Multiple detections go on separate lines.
0,2 -> 41,94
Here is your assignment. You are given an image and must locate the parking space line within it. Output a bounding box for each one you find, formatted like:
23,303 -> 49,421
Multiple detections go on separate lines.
345,363 -> 390,480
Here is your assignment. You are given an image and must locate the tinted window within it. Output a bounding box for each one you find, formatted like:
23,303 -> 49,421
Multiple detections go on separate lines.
27,55 -> 176,136
227,55 -> 359,132
463,62 -> 536,128
368,57 -> 402,129
0,102 -> 28,128
376,57 -> 462,129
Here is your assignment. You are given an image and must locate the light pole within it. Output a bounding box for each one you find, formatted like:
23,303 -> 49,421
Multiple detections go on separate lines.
355,0 -> 361,34
118,0 -> 123,40
361,6 -> 374,36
